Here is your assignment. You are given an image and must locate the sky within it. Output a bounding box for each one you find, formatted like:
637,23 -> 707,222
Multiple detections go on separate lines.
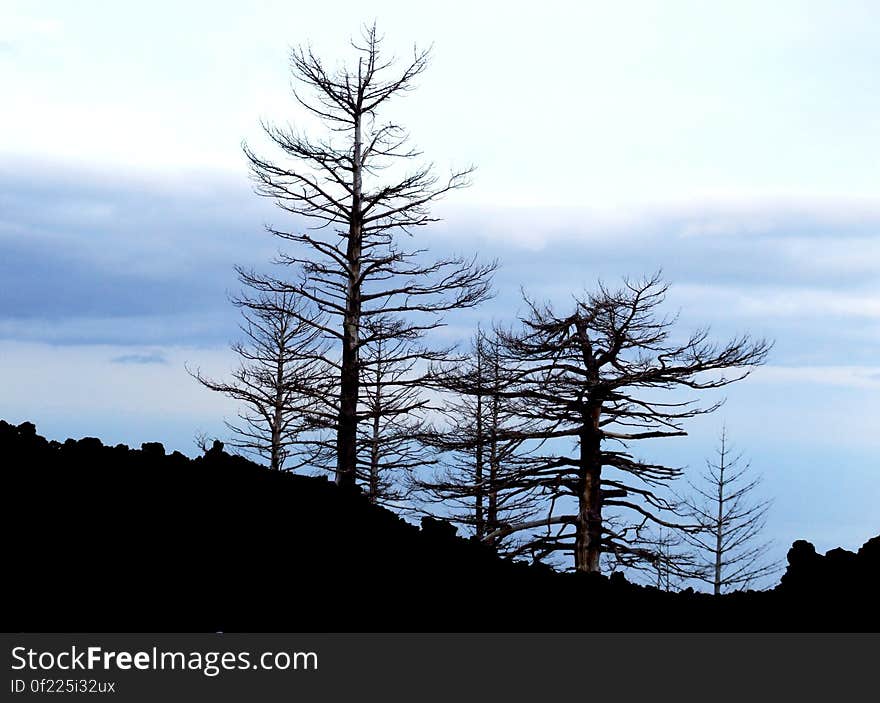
1,0 -> 878,561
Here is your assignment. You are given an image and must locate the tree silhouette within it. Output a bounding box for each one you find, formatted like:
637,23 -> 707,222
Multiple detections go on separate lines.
311,317 -> 437,505
417,328 -> 538,550
484,273 -> 771,573
680,427 -> 780,593
240,24 -> 495,489
188,285 -> 332,471
617,524 -> 701,591
359,332 -> 427,506
416,330 -> 533,554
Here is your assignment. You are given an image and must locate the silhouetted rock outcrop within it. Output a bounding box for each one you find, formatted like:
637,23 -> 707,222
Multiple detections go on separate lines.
1,420 -> 876,631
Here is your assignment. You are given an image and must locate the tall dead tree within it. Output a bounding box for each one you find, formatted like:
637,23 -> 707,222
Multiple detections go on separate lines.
357,319 -> 436,506
309,316 -> 439,503
241,24 -> 494,489
418,329 -> 537,548
681,427 -> 779,593
188,287 -> 332,471
488,274 -> 771,573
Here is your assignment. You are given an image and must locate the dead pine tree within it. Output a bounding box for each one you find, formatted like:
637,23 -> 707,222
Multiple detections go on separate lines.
486,273 -> 771,574
619,524 -> 700,592
681,427 -> 780,594
418,328 -> 537,549
652,528 -> 680,591
187,287 -> 332,472
355,317 -> 438,506
240,24 -> 495,489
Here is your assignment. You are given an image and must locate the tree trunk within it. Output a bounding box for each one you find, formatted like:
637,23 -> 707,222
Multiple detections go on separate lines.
369,412 -> 380,504
271,351 -> 285,472
713,431 -> 727,595
336,112 -> 363,489
574,410 -> 602,573
485,343 -> 500,544
368,350 -> 382,504
474,387 -> 485,541
487,384 -> 499,536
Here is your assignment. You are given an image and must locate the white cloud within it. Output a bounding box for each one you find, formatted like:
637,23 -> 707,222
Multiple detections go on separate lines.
5,1 -> 880,207
0,16 -> 62,43
674,284 -> 880,320
752,365 -> 880,391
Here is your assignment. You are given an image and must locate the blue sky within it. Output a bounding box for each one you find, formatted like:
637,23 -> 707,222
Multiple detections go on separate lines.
1,0 -> 878,559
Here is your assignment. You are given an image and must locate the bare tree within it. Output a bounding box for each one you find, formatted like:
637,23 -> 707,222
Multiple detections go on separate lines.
613,525 -> 701,592
417,329 -> 537,549
356,318 -> 437,505
650,528 -> 684,592
680,427 -> 779,594
485,273 -> 771,573
240,24 -> 495,489
188,287 -> 332,471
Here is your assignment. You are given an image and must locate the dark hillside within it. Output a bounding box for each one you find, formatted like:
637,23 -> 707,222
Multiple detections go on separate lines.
1,420 -> 876,631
